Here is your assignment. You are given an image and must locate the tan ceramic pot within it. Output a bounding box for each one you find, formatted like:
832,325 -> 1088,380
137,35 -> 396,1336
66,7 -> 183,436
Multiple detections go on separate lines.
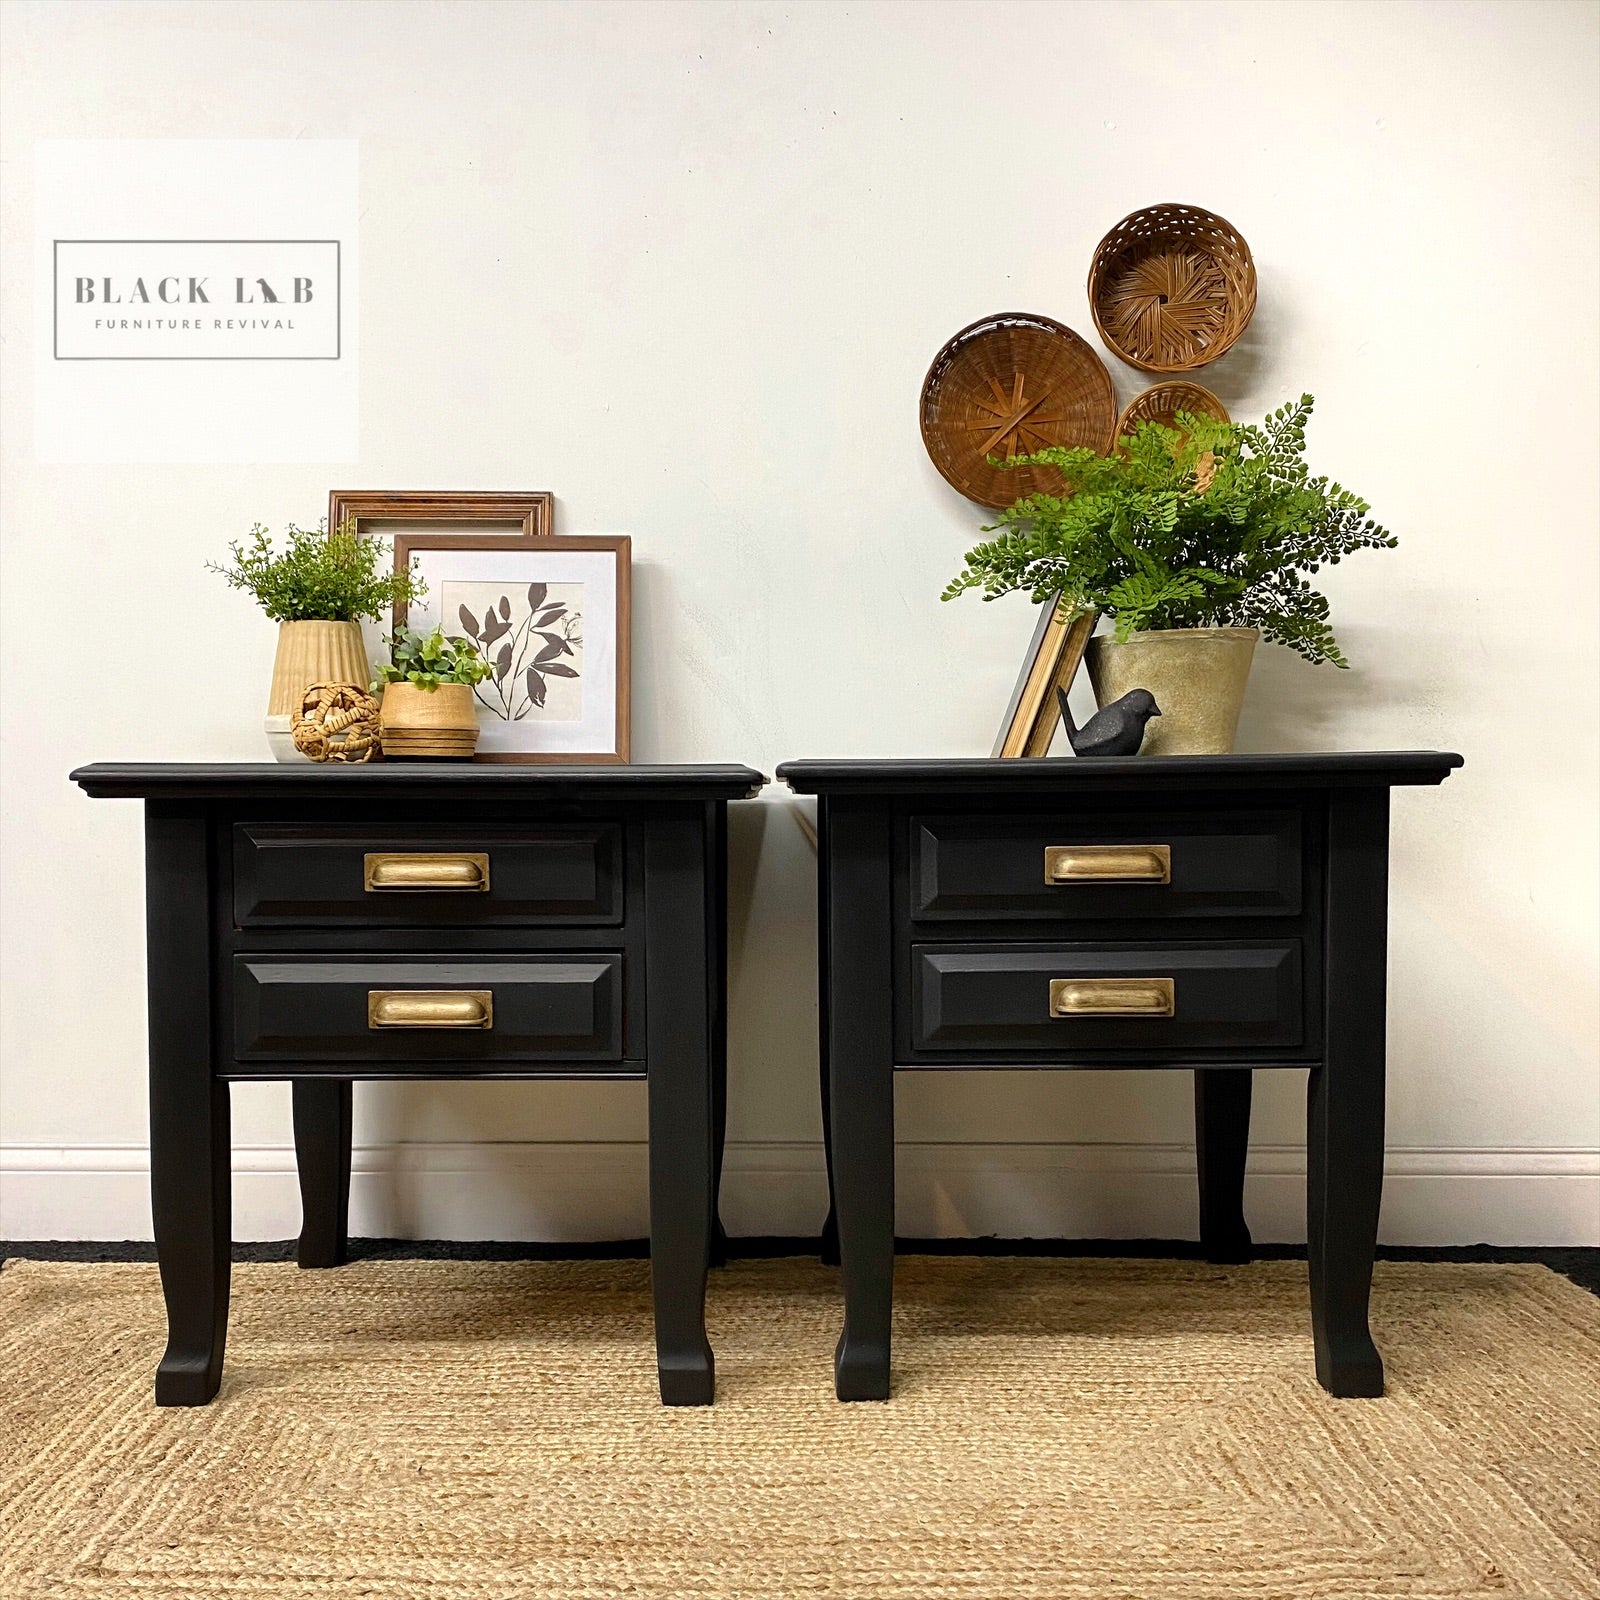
1085,626 -> 1258,755
265,620 -> 370,763
379,682 -> 480,759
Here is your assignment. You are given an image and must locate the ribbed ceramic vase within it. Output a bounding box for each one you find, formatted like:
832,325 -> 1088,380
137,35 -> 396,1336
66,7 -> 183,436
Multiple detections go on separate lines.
265,620 -> 371,762
1085,627 -> 1258,755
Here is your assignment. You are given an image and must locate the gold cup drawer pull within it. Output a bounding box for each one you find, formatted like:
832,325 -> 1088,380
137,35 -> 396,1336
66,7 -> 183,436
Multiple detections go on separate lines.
364,852 -> 490,893
1049,977 -> 1175,1018
1044,844 -> 1171,885
367,990 -> 494,1030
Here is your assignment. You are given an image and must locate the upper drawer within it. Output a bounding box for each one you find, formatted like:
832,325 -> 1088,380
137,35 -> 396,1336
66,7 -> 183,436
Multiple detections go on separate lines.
232,824 -> 623,927
909,809 -> 1302,921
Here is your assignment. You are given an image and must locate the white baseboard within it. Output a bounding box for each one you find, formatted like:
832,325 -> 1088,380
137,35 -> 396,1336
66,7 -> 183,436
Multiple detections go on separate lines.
3,1141 -> 1596,1246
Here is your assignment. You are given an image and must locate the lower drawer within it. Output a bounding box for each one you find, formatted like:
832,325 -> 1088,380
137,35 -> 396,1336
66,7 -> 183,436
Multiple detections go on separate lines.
911,941 -> 1302,1053
233,953 -> 624,1065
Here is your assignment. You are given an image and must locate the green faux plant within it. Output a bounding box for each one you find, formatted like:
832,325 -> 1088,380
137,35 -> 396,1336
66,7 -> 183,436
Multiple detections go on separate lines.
941,395 -> 1396,667
373,624 -> 493,692
208,520 -> 424,623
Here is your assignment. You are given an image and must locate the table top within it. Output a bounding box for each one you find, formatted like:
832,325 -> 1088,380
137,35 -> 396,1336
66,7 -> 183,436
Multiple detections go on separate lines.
70,762 -> 767,801
777,752 -> 1463,795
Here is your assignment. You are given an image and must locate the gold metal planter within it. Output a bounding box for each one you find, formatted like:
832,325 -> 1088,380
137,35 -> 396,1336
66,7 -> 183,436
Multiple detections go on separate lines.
1085,627 -> 1258,755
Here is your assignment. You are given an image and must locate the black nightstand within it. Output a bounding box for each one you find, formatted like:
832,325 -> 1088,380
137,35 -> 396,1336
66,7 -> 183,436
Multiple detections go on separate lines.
71,761 -> 763,1408
777,752 -> 1462,1401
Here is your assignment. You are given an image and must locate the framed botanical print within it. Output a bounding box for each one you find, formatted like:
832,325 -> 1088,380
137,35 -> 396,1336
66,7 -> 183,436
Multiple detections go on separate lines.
393,533 -> 631,764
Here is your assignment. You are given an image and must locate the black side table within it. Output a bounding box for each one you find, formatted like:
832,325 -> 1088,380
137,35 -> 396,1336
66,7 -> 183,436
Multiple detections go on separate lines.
72,761 -> 763,1408
777,753 -> 1461,1401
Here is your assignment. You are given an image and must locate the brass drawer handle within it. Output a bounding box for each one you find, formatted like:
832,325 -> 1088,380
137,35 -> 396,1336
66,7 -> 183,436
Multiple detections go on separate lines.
367,990 -> 494,1029
1049,977 -> 1175,1018
1044,844 -> 1171,885
364,852 -> 490,893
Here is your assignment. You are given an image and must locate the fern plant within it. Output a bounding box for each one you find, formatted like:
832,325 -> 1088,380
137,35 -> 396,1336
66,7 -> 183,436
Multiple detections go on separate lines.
941,395 -> 1395,667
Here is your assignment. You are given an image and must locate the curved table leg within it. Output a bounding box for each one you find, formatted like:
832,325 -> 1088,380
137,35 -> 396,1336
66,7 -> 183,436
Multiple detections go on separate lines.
1195,1068 -> 1253,1264
646,811 -> 716,1405
825,801 -> 894,1401
1308,787 -> 1389,1398
147,804 -> 231,1407
293,1079 -> 352,1268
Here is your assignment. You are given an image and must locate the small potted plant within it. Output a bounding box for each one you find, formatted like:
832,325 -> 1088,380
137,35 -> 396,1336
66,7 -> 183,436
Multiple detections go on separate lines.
942,395 -> 1397,754
209,521 -> 424,761
373,624 -> 494,757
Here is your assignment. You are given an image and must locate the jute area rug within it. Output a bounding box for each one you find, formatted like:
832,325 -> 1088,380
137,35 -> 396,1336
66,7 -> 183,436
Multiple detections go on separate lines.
2,1257 -> 1596,1599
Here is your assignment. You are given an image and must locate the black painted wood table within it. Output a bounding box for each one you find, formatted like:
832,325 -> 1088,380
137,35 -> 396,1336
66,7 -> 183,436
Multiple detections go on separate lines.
71,761 -> 764,1408
777,753 -> 1462,1402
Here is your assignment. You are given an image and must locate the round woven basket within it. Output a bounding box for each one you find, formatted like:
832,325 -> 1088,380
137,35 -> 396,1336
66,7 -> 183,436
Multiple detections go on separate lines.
920,313 -> 1116,508
1116,381 -> 1230,443
1089,205 -> 1256,373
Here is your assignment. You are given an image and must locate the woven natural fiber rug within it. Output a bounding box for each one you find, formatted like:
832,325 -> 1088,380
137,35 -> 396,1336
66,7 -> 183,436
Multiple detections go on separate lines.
2,1257 -> 1596,1599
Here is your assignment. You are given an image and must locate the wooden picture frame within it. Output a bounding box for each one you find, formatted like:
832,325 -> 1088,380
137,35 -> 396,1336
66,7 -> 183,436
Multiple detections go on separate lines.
992,599 -> 1096,758
391,531 -> 631,765
328,489 -> 553,542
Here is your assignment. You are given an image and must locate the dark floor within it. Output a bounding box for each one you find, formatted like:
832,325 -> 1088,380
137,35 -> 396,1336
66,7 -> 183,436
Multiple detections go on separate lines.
4,1237 -> 1596,1295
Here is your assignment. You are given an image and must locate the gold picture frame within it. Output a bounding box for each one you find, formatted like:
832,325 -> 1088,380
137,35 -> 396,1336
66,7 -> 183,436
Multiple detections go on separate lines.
992,599 -> 1096,758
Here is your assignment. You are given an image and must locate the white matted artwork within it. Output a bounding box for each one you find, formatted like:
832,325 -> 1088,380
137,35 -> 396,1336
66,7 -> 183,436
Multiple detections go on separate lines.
447,579 -> 585,725
395,535 -> 630,763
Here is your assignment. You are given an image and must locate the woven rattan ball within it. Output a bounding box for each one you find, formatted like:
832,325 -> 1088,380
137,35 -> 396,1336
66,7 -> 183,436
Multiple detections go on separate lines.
920,313 -> 1117,508
1116,381 -> 1230,443
291,682 -> 382,763
1089,205 -> 1256,374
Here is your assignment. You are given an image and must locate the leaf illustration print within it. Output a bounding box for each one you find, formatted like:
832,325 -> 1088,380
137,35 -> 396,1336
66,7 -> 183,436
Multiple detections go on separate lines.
442,577 -> 585,725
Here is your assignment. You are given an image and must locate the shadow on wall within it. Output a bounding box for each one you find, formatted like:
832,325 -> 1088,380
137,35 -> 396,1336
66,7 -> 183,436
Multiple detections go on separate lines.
725,796 -> 826,1150
1235,622 -> 1420,752
1172,309 -> 1273,420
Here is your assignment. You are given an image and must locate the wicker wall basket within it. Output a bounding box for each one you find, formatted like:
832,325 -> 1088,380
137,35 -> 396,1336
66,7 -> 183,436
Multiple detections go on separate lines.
1116,381 -> 1230,444
920,313 -> 1117,508
1089,205 -> 1256,374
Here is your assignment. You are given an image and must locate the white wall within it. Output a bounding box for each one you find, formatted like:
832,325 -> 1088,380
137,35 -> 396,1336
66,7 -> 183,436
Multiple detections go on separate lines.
2,0 -> 1596,1245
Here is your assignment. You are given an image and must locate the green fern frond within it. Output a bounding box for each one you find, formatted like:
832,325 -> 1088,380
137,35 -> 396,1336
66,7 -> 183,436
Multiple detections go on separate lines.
941,394 -> 1394,667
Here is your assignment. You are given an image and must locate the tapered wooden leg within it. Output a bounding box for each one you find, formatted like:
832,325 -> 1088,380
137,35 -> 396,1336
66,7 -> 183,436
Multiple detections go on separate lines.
1195,1068 -> 1253,1263
1308,788 -> 1390,1398
146,803 -> 230,1407
152,1078 -> 231,1406
824,801 -> 895,1401
293,1079 -> 352,1268
645,810 -> 716,1405
1307,1064 -> 1384,1395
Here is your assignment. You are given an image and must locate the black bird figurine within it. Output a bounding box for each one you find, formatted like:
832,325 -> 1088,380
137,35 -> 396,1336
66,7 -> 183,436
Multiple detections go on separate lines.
1056,686 -> 1161,757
